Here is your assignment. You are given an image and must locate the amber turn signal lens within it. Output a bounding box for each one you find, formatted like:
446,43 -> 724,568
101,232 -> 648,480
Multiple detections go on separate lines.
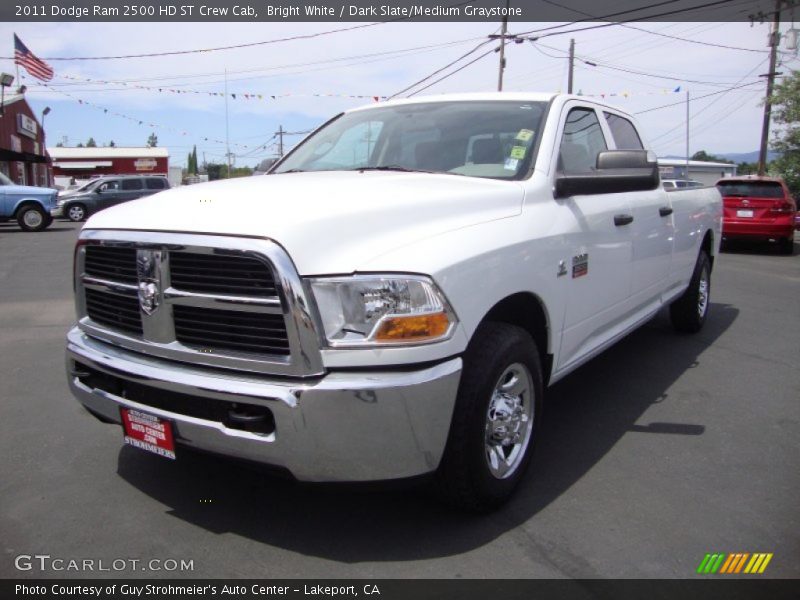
373,312 -> 450,342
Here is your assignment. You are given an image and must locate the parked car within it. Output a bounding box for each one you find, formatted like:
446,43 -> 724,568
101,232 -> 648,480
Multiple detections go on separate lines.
53,175 -> 170,222
65,93 -> 722,511
662,179 -> 704,191
716,176 -> 796,254
0,172 -> 58,232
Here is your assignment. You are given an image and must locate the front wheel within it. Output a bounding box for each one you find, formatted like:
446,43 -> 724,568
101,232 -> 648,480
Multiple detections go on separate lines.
435,322 -> 543,512
670,251 -> 711,333
66,203 -> 87,222
17,205 -> 49,232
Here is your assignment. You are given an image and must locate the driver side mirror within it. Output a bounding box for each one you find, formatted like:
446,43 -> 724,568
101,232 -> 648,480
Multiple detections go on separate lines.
554,150 -> 659,198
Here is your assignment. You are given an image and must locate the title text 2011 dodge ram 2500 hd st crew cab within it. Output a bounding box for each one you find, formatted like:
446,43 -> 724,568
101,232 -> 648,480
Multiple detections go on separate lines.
65,93 -> 722,511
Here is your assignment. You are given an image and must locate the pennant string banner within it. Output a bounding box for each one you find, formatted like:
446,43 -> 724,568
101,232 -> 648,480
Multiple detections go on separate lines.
53,73 -> 388,101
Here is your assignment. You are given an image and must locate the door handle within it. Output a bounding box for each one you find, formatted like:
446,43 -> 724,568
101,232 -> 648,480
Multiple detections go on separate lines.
614,214 -> 634,226
659,206 -> 674,217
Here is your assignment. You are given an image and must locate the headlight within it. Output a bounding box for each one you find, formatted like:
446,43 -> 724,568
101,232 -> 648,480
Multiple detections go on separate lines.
57,198 -> 66,206
308,275 -> 456,347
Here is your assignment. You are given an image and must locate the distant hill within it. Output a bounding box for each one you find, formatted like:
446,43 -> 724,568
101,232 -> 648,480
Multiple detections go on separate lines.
716,151 -> 780,163
662,151 -> 781,164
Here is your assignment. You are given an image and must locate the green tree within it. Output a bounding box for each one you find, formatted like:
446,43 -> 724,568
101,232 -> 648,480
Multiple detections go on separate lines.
691,150 -> 732,164
86,137 -> 97,147
769,69 -> 800,196
191,145 -> 198,175
109,140 -> 116,147
205,162 -> 224,180
147,132 -> 158,147
76,142 -> 84,148
737,161 -> 758,175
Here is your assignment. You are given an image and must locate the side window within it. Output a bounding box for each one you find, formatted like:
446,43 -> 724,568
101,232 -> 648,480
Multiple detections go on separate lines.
145,178 -> 167,190
558,108 -> 607,173
121,179 -> 143,191
99,180 -> 120,191
604,112 -> 644,150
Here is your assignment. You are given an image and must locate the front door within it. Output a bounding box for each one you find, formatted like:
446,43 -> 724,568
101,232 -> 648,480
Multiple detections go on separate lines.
555,105 -> 634,371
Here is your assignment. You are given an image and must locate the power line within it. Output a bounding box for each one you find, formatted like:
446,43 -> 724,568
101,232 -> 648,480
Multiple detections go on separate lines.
634,81 -> 764,114
387,39 -> 494,99
406,45 -> 503,98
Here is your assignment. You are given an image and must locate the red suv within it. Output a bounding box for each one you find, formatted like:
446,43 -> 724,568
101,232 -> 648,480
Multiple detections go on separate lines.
716,176 -> 797,254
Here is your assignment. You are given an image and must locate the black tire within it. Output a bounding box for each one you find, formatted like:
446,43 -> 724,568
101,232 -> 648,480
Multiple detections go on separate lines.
16,204 -> 49,232
66,203 -> 87,222
670,251 -> 711,333
435,322 -> 543,512
778,235 -> 794,255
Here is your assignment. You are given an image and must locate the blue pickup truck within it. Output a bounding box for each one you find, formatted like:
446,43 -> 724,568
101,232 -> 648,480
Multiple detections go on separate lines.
0,172 -> 58,231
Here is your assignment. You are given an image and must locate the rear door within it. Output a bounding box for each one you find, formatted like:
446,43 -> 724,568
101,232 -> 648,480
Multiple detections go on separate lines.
145,177 -> 169,195
603,111 -> 673,308
119,178 -> 145,203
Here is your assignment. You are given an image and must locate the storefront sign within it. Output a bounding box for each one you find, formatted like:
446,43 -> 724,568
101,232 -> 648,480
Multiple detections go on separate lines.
17,114 -> 38,139
134,158 -> 157,171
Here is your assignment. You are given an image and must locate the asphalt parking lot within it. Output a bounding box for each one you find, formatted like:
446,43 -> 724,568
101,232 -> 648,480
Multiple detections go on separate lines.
1,220 -> 798,579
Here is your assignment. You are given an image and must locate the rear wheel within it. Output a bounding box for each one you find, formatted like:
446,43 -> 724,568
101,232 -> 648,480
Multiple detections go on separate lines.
66,203 -> 87,222
16,204 -> 49,232
435,322 -> 543,512
670,251 -> 711,333
778,234 -> 794,255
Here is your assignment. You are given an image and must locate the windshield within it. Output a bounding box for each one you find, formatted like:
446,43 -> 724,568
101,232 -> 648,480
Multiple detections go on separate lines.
273,101 -> 548,180
0,172 -> 14,186
717,181 -> 784,198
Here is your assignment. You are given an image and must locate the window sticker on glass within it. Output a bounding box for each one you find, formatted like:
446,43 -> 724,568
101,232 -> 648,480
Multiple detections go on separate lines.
504,157 -> 519,171
510,146 -> 527,160
516,129 -> 534,142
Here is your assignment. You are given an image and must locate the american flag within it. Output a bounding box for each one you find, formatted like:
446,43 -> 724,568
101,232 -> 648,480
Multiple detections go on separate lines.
14,34 -> 53,82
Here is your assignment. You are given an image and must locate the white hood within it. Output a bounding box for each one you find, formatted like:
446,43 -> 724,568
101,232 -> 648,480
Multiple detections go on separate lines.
85,171 -> 524,275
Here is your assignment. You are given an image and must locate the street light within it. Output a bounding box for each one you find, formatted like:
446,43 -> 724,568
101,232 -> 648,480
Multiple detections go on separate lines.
41,106 -> 51,133
0,72 -> 15,116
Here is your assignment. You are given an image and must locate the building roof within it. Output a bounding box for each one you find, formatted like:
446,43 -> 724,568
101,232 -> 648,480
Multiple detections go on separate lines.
47,146 -> 169,159
0,93 -> 26,108
657,158 -> 735,168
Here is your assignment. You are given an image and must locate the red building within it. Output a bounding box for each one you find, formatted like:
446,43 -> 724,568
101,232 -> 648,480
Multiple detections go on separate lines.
0,93 -> 52,187
48,146 -> 169,187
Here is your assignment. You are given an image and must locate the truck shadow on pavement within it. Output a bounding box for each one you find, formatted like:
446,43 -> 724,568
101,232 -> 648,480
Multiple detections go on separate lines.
116,302 -> 738,562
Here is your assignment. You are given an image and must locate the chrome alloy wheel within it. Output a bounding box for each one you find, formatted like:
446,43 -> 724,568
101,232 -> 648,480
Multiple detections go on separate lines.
22,209 -> 43,229
484,362 -> 534,479
697,268 -> 709,319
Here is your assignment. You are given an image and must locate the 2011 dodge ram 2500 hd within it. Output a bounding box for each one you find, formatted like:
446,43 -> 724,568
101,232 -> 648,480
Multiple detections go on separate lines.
65,93 -> 722,510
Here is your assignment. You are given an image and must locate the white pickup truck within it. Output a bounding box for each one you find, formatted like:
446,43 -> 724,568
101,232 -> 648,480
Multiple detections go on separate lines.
65,93 -> 722,511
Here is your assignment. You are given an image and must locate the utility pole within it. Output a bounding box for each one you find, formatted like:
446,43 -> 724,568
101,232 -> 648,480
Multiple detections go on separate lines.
496,2 -> 509,91
685,91 -> 690,180
758,0 -> 782,176
224,68 -> 232,178
276,125 -> 284,157
567,39 -> 575,94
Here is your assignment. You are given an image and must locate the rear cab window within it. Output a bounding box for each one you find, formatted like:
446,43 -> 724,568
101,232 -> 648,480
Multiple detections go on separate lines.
603,112 -> 644,150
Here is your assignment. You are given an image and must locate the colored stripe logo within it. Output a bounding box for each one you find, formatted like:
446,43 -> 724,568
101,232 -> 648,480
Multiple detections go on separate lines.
697,553 -> 773,574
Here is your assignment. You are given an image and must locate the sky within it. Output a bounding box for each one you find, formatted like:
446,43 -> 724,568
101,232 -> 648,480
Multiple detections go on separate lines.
2,17 -> 799,168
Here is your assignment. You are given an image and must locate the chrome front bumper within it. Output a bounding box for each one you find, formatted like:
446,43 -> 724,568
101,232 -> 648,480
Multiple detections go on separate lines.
66,327 -> 461,482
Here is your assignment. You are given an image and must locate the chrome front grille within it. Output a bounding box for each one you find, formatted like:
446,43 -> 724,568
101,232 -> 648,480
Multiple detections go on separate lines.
169,251 -> 278,297
84,288 -> 142,335
173,305 -> 290,355
84,246 -> 138,284
75,231 -> 324,377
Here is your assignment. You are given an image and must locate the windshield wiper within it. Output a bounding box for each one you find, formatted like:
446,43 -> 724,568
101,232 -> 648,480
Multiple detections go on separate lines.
277,169 -> 306,174
353,165 -> 436,174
